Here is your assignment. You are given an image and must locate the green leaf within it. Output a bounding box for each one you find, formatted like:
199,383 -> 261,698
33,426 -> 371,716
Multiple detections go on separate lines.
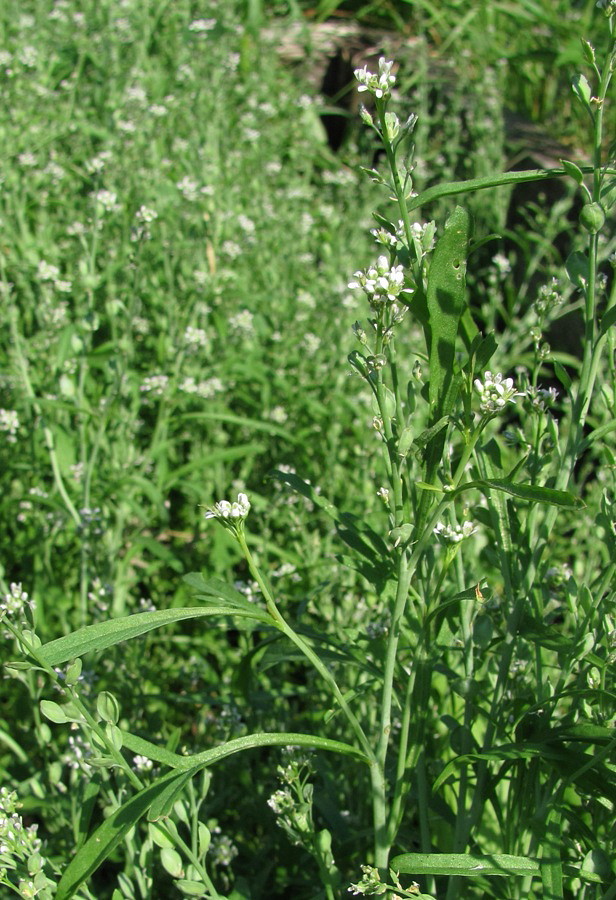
176,881 -> 208,896
473,332 -> 499,372
121,731 -> 189,769
600,176 -> 616,210
427,206 -> 470,418
40,700 -> 73,724
56,769 -> 197,900
406,166 -> 602,212
38,607 -> 271,667
449,478 -> 583,509
415,207 -> 470,534
580,849 -> 612,883
183,573 -> 265,613
160,848 -> 184,878
600,304 -> 616,338
413,417 -> 449,453
566,251 -> 589,288
553,360 -> 572,392
391,852 -> 541,877
148,769 -> 195,822
433,743 -> 551,792
269,470 -> 389,566
541,807 -> 563,899
123,730 -> 369,770
560,158 -> 584,185
571,73 -> 592,113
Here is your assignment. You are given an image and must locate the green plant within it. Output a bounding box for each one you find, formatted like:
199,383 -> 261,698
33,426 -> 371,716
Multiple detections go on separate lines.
1,2 -> 615,899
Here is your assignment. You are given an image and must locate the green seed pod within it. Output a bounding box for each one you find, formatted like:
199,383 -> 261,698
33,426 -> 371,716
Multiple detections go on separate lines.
579,202 -> 605,234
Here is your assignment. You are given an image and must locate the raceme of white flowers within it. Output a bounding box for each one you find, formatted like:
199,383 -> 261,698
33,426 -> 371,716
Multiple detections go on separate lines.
348,256 -> 413,308
433,521 -> 478,544
354,58 -> 396,100
474,371 -> 519,415
0,582 -> 35,622
205,493 -> 250,522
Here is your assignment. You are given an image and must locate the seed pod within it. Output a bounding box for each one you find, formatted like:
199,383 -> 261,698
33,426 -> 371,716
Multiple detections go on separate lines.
579,202 -> 605,234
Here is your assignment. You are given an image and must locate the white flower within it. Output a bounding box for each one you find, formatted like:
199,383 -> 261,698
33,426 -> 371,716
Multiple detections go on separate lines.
140,374 -> 169,397
526,385 -> 559,412
354,57 -> 396,100
205,492 -> 251,521
376,487 -> 390,502
176,176 -> 200,201
474,371 -> 519,415
492,253 -> 511,278
229,309 -> 255,336
188,17 -> 217,32
37,261 -> 60,282
349,256 -> 412,308
183,326 -> 208,349
434,521 -> 477,544
133,754 -> 154,772
92,189 -> 120,213
0,409 -> 20,442
135,205 -> 157,223
0,583 -> 35,621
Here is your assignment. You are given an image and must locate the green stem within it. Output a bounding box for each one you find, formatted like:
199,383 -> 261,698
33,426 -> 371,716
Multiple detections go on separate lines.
236,530 -> 375,765
6,300 -> 81,529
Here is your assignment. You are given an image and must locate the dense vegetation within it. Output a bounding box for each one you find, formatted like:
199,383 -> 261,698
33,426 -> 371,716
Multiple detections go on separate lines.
0,1 -> 614,898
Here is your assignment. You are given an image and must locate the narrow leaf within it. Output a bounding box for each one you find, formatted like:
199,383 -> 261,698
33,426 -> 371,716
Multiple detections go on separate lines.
123,730 -> 369,770
406,166 -> 605,212
148,769 -> 195,822
183,574 -> 264,613
56,769 -> 194,900
38,607 -> 271,667
391,852 -> 541,877
450,478 -> 583,509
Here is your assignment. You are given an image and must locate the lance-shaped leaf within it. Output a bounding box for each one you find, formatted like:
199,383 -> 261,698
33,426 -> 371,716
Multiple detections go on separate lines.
56,768 -> 199,900
38,606 -> 272,667
415,207 -> 470,536
391,852 -> 543,877
417,478 -> 583,509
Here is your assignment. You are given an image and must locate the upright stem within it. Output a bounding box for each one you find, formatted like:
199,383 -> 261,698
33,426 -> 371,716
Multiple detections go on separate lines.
236,531 -> 375,765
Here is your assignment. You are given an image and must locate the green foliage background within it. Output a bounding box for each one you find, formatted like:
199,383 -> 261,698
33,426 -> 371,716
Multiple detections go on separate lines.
0,0 -> 614,898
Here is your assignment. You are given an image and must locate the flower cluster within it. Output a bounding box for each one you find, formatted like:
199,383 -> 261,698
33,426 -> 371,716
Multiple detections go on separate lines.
205,493 -> 250,523
348,864 -> 387,895
534,278 -> 563,318
348,256 -> 412,309
525,385 -> 559,412
354,58 -> 396,100
474,371 -> 519,415
0,409 -> 20,443
0,583 -> 35,624
434,521 -> 477,544
0,787 -> 56,898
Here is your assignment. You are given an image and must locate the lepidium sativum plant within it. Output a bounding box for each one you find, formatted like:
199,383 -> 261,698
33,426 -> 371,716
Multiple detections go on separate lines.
4,8 -> 616,900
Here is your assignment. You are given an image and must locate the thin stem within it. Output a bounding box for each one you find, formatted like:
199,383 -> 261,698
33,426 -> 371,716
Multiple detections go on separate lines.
236,530 -> 375,764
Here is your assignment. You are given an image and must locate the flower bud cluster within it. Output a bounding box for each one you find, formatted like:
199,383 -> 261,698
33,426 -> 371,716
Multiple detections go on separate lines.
0,787 -> 56,898
354,58 -> 396,100
534,278 -> 563,318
